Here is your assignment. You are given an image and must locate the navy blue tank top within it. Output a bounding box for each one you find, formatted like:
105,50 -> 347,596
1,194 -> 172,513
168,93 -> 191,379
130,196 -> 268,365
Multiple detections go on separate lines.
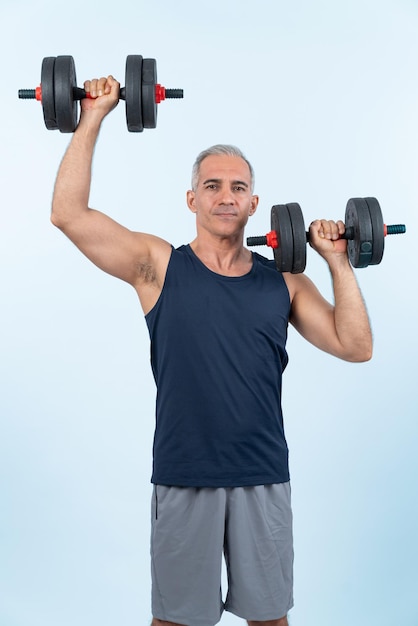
145,244 -> 291,487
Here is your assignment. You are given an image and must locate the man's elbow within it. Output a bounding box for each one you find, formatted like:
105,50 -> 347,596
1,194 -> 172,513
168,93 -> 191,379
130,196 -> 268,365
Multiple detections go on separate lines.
347,342 -> 373,363
50,208 -> 62,229
50,196 -> 64,228
50,200 -> 76,230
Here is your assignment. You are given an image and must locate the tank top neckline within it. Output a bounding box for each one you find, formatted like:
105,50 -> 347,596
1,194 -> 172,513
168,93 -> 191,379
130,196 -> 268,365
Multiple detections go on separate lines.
183,243 -> 257,281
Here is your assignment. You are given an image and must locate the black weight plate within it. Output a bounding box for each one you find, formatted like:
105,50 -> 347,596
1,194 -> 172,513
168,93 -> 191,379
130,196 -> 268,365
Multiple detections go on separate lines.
54,56 -> 78,133
41,57 -> 58,130
125,55 -> 143,132
142,58 -> 157,129
365,197 -> 385,265
287,202 -> 307,273
345,198 -> 373,268
271,205 -> 294,273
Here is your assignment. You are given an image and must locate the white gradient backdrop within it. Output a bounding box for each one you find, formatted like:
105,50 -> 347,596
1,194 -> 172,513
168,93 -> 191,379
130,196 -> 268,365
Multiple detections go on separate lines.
1,1 -> 417,625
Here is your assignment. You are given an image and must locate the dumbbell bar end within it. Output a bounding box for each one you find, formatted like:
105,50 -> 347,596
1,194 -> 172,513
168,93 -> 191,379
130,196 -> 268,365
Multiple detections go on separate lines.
384,224 -> 406,235
18,88 -> 41,100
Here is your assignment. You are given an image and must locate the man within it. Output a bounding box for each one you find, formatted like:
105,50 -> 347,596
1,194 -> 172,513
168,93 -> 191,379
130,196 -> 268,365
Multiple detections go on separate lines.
51,75 -> 372,626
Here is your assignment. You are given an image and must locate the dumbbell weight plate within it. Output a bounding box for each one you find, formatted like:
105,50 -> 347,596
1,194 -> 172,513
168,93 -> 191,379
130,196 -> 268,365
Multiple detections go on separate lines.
41,57 -> 58,130
54,56 -> 78,133
365,197 -> 385,265
287,202 -> 307,273
271,205 -> 294,273
142,58 -> 157,129
345,198 -> 374,268
125,55 -> 143,132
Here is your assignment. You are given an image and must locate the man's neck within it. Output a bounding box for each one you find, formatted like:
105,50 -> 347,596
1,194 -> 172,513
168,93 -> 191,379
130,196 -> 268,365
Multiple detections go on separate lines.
189,237 -> 252,276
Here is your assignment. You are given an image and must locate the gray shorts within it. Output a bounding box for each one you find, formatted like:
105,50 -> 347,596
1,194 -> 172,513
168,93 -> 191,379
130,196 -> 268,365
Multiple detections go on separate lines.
151,483 -> 294,625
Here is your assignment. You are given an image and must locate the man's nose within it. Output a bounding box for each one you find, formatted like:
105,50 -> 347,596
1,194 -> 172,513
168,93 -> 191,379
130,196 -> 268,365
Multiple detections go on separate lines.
219,187 -> 235,203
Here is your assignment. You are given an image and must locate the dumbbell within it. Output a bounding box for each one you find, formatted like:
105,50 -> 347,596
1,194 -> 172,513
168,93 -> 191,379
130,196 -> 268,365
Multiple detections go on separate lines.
247,197 -> 406,273
18,55 -> 184,133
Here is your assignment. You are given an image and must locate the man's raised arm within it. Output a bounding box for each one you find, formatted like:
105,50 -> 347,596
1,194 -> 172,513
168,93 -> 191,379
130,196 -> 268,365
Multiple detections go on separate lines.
51,75 -> 171,296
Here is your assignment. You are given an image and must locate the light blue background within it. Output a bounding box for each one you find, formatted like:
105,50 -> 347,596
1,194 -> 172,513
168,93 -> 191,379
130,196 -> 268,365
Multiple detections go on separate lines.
1,1 -> 417,624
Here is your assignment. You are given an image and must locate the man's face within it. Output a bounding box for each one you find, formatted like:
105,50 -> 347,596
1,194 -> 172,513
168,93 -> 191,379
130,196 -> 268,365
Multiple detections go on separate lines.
187,154 -> 259,239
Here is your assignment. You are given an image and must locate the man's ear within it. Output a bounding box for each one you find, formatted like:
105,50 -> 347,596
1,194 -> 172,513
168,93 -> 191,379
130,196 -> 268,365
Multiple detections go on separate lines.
187,190 -> 197,213
249,195 -> 259,216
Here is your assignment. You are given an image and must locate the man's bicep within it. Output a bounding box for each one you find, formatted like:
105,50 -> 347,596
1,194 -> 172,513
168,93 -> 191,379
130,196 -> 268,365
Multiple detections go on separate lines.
287,274 -> 341,356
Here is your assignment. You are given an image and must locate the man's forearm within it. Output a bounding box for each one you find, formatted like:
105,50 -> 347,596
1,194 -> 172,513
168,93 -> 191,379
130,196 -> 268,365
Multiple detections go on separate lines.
51,120 -> 101,228
330,261 -> 373,361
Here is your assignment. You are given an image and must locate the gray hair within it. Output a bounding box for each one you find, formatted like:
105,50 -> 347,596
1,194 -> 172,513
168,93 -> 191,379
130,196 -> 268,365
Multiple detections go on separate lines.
191,144 -> 255,192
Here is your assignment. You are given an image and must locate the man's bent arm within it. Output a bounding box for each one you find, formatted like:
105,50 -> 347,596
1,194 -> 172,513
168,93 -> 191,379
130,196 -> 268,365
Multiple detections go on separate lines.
51,76 -> 171,291
287,219 -> 373,363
